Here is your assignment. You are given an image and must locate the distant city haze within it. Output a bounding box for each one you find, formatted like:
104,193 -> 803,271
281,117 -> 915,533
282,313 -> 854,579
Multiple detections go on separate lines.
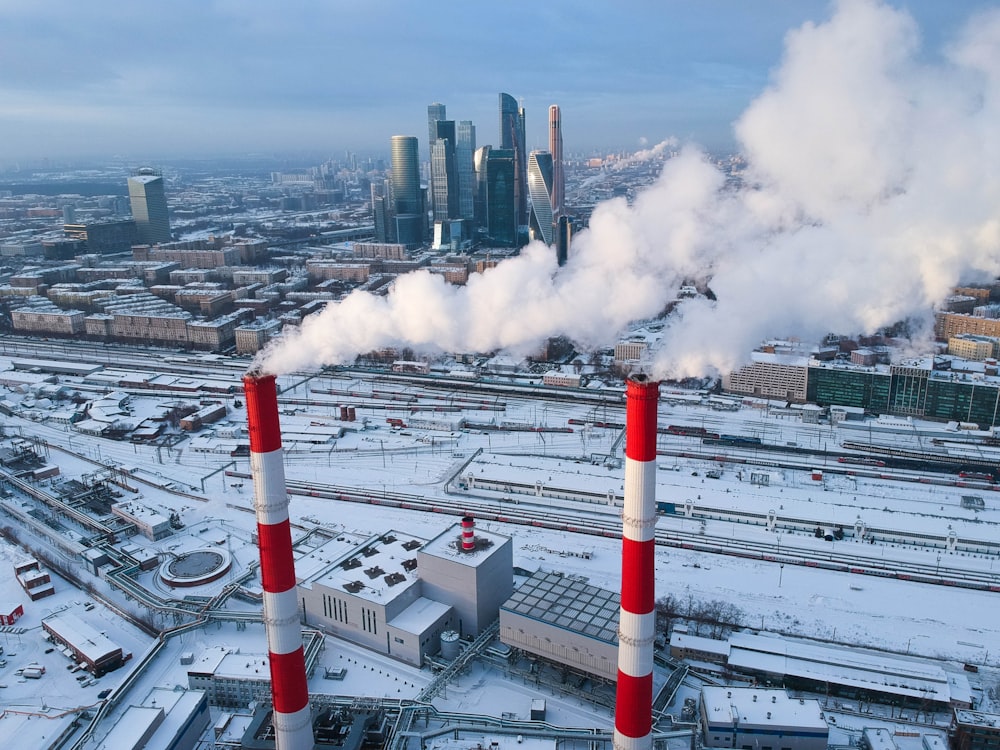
0,0 -> 992,162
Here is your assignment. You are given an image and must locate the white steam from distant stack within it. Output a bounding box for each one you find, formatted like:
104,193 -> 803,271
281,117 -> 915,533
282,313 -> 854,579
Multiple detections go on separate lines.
257,0 -> 1000,380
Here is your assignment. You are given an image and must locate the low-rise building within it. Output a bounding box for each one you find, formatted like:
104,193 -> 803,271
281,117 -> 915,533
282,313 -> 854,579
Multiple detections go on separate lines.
952,709 -> 1000,750
42,611 -> 125,676
700,687 -> 828,750
111,500 -> 172,540
186,630 -> 324,708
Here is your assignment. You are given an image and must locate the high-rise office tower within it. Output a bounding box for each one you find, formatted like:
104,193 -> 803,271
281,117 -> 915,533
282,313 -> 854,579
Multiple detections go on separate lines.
427,103 -> 446,156
371,180 -> 393,243
474,145 -> 491,231
548,105 -> 564,220
431,119 -> 459,223
456,120 -> 476,223
527,150 -> 555,246
390,135 -> 424,248
127,167 -> 171,245
499,93 -> 527,235
485,148 -> 517,247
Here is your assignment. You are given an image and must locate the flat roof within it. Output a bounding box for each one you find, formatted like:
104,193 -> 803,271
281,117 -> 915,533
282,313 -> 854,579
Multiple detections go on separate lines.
701,686 -> 827,731
954,709 -> 1000,728
727,632 -> 963,703
420,521 -> 511,568
388,596 -> 451,634
303,530 -> 424,604
42,611 -> 122,663
501,569 -> 619,644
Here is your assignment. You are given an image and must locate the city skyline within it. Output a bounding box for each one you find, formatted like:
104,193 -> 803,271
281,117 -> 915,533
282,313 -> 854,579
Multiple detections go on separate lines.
1,1 -> 992,163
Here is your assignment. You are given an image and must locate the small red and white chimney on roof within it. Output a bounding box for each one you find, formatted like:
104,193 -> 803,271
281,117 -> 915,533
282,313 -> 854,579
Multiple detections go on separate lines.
614,374 -> 659,750
244,373 -> 315,750
461,515 -> 476,551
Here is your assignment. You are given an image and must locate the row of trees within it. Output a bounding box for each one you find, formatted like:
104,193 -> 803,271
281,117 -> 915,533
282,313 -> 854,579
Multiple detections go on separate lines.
655,593 -> 746,639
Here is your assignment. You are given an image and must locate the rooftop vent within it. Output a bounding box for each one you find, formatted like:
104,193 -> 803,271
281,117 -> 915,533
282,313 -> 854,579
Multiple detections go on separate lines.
364,566 -> 385,579
384,572 -> 406,586
341,557 -> 361,570
402,540 -> 422,551
343,581 -> 364,594
401,558 -> 418,572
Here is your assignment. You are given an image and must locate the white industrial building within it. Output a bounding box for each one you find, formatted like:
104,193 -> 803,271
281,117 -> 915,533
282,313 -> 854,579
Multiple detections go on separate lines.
700,687 -> 828,750
94,686 -> 210,750
298,520 -> 512,667
499,569 -> 619,681
670,630 -> 973,711
186,630 -> 324,708
111,500 -> 172,540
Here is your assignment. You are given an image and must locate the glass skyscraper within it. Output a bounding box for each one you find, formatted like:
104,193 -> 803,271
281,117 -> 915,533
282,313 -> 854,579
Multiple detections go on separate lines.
456,120 -> 476,223
499,93 -> 527,235
391,135 -> 424,248
431,119 -> 458,222
548,104 -> 564,220
485,148 -> 517,247
127,168 -> 171,245
527,150 -> 554,246
427,103 -> 446,156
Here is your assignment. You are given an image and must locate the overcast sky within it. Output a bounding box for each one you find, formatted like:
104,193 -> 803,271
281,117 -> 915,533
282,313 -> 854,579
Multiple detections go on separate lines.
0,0 -> 993,163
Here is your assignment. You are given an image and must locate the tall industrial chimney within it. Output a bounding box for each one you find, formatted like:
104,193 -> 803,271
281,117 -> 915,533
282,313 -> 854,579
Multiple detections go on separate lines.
614,375 -> 659,750
244,373 -> 315,750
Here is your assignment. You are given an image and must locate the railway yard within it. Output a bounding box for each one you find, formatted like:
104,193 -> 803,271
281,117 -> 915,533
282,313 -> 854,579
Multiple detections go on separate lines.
0,336 -> 998,746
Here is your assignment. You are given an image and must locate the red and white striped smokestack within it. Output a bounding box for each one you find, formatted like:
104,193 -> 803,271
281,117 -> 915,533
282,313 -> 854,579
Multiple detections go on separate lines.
614,375 -> 659,750
461,515 -> 476,551
244,373 -> 315,750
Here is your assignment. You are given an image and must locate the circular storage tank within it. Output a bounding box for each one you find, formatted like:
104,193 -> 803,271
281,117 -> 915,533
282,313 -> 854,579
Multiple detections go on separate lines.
440,629 -> 460,660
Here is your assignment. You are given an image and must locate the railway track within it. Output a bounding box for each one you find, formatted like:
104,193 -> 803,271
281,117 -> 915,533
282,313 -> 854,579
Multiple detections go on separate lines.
221,472 -> 1000,594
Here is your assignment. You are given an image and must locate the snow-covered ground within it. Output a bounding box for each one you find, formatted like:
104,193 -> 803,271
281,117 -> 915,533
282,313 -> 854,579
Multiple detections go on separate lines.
0,363 -> 998,747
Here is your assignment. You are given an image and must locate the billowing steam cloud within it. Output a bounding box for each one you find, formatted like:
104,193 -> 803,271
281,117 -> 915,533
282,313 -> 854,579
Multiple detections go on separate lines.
258,0 -> 1000,379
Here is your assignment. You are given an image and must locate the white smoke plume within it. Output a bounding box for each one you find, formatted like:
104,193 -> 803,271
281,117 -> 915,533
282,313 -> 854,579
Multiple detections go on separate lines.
610,137 -> 678,170
258,0 -> 1000,380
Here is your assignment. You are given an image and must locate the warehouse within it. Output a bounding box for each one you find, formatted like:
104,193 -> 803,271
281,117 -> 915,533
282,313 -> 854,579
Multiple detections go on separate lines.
42,611 -> 126,676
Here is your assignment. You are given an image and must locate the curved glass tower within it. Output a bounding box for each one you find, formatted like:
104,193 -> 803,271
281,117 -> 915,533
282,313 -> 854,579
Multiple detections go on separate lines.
527,150 -> 554,246
391,135 -> 423,247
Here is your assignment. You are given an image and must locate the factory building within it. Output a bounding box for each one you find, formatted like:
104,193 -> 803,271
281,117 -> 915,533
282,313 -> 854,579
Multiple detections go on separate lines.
95,686 -> 210,750
670,631 -> 973,711
298,531 -> 454,667
417,519 -> 513,638
499,569 -> 619,681
111,500 -> 172,540
298,520 -> 512,666
42,611 -> 126,676
186,630 -> 325,709
700,687 -> 828,750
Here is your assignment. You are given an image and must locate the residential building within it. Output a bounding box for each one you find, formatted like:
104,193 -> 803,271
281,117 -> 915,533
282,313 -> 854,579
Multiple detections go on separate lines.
724,352 -> 810,402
